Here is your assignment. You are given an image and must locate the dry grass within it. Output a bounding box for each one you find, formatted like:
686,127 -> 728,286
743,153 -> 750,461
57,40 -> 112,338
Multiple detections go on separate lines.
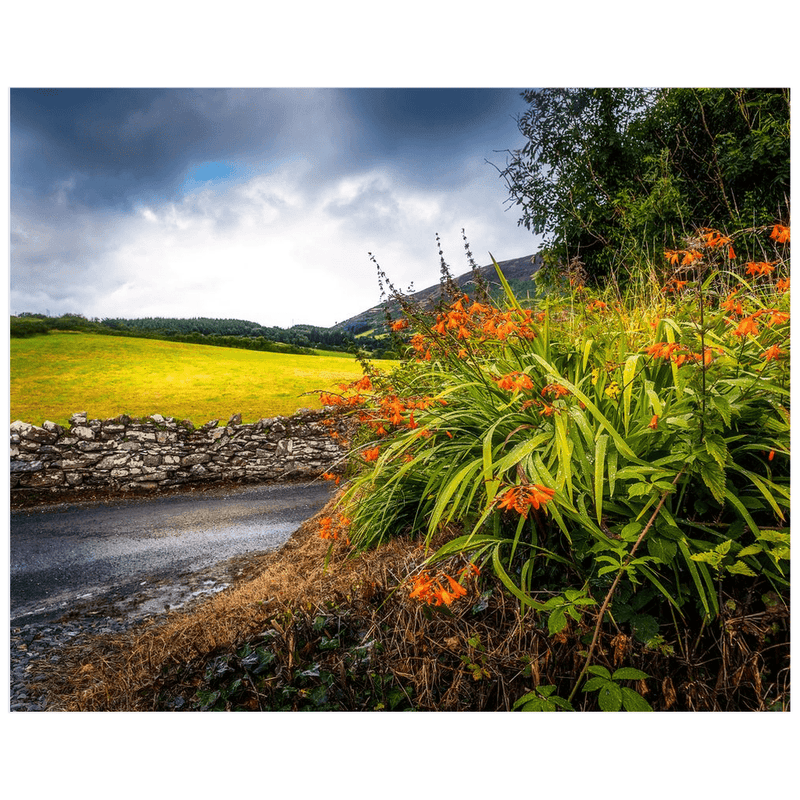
28,495 -> 790,712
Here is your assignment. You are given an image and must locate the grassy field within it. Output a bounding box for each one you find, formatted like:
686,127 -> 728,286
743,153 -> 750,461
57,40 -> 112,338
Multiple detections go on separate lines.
10,332 -> 385,427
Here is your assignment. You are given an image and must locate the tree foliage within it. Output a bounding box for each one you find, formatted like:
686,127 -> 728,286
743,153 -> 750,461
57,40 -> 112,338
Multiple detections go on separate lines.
500,88 -> 790,283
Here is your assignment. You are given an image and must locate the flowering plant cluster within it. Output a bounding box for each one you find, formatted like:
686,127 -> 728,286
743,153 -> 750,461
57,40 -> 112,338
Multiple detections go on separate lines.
320,223 -> 789,629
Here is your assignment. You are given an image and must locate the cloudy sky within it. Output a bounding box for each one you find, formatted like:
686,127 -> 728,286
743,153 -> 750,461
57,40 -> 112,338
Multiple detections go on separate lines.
10,88 -> 540,328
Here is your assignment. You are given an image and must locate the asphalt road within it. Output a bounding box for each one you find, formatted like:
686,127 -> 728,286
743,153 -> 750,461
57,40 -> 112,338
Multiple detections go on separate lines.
10,481 -> 335,624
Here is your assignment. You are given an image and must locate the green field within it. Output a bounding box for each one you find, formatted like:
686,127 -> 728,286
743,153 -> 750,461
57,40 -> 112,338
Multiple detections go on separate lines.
10,332 -> 385,427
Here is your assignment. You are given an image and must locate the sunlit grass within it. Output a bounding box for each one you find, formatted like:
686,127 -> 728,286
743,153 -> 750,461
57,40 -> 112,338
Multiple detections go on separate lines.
10,332 -> 387,426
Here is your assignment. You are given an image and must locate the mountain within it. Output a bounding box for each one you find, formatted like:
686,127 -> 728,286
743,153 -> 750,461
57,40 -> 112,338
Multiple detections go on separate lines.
332,253 -> 542,336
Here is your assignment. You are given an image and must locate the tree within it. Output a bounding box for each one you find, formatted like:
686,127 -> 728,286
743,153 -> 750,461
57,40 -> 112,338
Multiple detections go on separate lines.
500,88 -> 790,283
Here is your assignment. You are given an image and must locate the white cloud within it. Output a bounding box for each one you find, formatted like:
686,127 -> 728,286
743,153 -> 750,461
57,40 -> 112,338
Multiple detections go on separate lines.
10,160 -> 539,327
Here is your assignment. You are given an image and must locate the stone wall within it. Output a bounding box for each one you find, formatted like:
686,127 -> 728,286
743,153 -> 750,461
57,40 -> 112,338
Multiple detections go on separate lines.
10,409 -> 353,502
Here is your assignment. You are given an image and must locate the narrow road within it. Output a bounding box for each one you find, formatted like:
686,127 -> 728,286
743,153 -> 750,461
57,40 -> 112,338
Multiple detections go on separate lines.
10,481 -> 335,624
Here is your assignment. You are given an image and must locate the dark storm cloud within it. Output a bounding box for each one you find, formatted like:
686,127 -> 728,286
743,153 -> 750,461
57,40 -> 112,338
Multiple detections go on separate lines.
11,88 -> 526,207
10,88 -> 345,208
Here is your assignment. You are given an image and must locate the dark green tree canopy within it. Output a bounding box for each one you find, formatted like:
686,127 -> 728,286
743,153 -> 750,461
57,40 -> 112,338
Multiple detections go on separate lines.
500,88 -> 790,282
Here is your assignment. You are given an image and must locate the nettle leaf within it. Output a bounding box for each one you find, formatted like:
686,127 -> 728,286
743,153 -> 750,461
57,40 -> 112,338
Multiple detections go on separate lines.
737,543 -> 763,558
699,460 -> 726,504
704,433 -> 728,469
710,393 -> 732,426
727,560 -> 757,577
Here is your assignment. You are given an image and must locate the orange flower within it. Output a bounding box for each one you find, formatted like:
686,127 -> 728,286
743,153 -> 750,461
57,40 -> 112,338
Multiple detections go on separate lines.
776,277 -> 790,292
587,300 -> 608,313
321,472 -> 341,485
648,415 -> 659,430
745,261 -> 776,277
541,383 -> 570,399
460,562 -> 481,578
764,310 -> 789,327
363,446 -> 381,462
762,345 -> 784,362
720,293 -> 744,316
700,229 -> 731,248
494,371 -> 534,392
662,278 -> 688,293
390,318 -> 409,331
496,484 -> 556,517
681,249 -> 704,266
733,316 -> 760,337
770,224 -> 790,244
644,342 -> 683,360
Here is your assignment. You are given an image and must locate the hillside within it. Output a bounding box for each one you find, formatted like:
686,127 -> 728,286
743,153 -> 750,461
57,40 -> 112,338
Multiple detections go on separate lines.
332,253 -> 542,336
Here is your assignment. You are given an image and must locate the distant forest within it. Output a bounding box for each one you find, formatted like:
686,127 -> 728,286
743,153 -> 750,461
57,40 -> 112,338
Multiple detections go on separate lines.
9,313 -> 397,358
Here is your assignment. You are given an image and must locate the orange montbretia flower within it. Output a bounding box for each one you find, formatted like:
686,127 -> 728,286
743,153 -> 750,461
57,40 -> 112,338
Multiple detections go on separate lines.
733,316 -> 760,337
662,278 -> 688,293
390,318 -> 410,331
776,277 -> 790,292
494,371 -> 534,391
319,516 -> 350,543
587,300 -> 608,313
648,415 -> 659,430
762,345 -> 785,362
700,228 -> 732,248
745,261 -> 777,277
496,484 -> 556,517
541,383 -> 570,399
770,224 -> 790,244
720,292 -> 744,316
408,570 -> 468,606
644,342 -> 683,360
759,309 -> 790,327
363,446 -> 381,462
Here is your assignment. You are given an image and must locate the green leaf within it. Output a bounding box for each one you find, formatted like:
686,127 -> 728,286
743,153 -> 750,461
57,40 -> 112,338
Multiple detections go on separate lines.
620,687 -> 653,712
594,433 -> 608,526
704,433 -> 728,470
586,665 -> 612,680
612,667 -> 650,681
548,607 -> 568,636
596,681 -> 623,712
699,459 -> 726,504
727,560 -> 757,577
622,355 -> 639,434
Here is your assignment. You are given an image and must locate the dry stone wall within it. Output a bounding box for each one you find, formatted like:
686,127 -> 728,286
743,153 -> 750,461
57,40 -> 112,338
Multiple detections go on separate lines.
10,409 -> 353,501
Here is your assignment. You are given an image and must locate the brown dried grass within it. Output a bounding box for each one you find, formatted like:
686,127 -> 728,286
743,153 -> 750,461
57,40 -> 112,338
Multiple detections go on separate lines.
29,494 -> 789,712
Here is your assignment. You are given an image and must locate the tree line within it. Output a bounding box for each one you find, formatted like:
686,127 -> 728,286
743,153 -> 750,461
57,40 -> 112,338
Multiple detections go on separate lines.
10,313 -> 399,358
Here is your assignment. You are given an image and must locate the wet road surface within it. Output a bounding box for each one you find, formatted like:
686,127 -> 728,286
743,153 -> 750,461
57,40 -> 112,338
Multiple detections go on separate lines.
10,481 -> 335,624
